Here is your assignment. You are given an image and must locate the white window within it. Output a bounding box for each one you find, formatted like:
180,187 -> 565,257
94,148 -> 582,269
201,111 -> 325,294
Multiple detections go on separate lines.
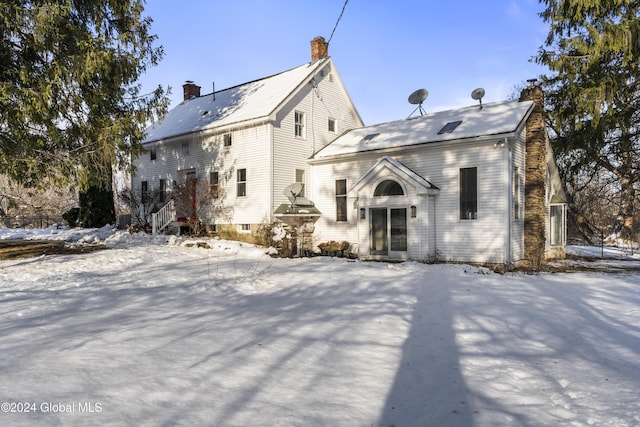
513,167 -> 520,219
223,133 -> 232,147
550,204 -> 566,246
295,111 -> 305,138
237,168 -> 246,197
238,224 -> 251,233
295,169 -> 305,197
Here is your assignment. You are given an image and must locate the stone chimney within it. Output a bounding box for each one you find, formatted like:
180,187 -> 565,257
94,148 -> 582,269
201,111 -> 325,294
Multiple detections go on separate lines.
519,82 -> 547,267
183,81 -> 201,101
310,36 -> 329,61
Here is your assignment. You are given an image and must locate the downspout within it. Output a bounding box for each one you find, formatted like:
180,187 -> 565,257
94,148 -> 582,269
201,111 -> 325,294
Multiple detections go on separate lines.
269,123 -> 274,223
505,137 -> 512,266
434,196 -> 437,262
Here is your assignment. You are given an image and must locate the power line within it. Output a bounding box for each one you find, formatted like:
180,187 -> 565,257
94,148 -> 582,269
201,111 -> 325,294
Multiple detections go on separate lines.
327,0 -> 349,46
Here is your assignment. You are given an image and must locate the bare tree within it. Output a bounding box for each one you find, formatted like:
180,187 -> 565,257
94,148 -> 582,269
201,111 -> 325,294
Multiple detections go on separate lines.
119,186 -> 161,231
171,177 -> 232,236
0,174 -> 76,221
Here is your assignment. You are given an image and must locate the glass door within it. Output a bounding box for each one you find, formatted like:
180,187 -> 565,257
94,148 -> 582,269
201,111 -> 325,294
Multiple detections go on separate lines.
370,208 -> 388,255
370,207 -> 408,257
390,208 -> 407,252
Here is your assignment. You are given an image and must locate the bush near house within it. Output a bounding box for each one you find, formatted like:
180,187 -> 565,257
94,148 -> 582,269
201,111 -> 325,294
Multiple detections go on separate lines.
318,240 -> 350,257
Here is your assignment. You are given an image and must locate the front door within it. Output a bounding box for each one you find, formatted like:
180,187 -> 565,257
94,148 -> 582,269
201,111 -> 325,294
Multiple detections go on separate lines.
370,207 -> 407,257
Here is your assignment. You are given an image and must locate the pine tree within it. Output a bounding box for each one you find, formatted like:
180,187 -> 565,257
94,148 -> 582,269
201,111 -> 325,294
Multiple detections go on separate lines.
537,0 -> 640,240
0,1 -> 168,226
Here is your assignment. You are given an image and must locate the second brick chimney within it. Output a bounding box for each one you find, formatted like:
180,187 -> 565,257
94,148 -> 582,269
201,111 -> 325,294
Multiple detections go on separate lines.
310,36 -> 329,61
183,81 -> 201,101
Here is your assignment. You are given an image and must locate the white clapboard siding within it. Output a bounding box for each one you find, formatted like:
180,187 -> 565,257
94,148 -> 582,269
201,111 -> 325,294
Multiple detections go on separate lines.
311,137 -> 523,264
272,62 -> 363,213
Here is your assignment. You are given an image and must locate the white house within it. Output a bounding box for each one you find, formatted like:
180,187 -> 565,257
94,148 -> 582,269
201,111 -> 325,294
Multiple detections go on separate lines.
132,37 -> 566,267
308,84 -> 567,266
132,37 -> 363,236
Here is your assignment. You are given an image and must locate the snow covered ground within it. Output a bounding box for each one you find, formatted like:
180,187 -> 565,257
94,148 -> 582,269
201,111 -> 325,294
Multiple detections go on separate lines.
0,226 -> 639,426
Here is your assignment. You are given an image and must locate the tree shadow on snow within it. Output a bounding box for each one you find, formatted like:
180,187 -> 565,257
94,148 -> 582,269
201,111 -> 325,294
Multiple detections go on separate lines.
378,277 -> 475,427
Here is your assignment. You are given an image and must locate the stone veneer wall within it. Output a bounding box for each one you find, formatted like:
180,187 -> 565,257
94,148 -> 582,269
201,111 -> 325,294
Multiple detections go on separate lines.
519,85 -> 547,267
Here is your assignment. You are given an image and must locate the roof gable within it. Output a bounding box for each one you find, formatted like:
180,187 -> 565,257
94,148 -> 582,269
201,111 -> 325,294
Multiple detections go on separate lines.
349,156 -> 439,197
144,59 -> 331,143
314,99 -> 535,159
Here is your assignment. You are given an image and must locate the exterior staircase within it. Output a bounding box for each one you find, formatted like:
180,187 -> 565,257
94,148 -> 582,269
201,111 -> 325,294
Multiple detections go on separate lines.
151,199 -> 176,234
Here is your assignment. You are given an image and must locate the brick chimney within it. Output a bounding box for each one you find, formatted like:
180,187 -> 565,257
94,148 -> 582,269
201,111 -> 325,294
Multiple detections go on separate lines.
183,81 -> 201,101
519,82 -> 547,267
310,36 -> 329,61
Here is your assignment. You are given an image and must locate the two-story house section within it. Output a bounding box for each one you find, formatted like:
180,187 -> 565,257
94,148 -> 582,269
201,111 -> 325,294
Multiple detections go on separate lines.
132,36 -> 363,237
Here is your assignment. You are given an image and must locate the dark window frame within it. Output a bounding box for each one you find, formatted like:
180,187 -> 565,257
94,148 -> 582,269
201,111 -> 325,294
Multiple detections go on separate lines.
328,118 -> 336,133
438,120 -> 463,135
460,167 -> 477,220
294,111 -> 305,138
210,171 -> 219,198
336,179 -> 347,222
159,179 -> 166,203
141,181 -> 148,203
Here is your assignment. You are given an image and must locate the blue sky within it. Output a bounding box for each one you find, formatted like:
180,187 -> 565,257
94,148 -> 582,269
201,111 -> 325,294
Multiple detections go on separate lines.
140,0 -> 550,125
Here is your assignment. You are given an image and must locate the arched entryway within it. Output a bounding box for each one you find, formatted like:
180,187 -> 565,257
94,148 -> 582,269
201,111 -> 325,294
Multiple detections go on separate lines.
370,180 -> 408,257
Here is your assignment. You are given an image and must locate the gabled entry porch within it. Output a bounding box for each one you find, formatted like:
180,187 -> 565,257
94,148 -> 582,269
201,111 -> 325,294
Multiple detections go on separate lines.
349,157 -> 439,261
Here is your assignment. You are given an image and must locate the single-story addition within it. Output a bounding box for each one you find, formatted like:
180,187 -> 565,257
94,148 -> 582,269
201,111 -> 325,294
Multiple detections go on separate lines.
308,84 -> 567,267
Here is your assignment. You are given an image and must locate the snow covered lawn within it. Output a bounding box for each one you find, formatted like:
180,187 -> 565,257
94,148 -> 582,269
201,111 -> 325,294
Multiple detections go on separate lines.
0,228 -> 639,426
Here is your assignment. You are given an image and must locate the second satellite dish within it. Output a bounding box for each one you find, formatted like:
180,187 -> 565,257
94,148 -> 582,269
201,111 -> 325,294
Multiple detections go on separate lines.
471,87 -> 485,109
407,88 -> 428,118
408,88 -> 428,105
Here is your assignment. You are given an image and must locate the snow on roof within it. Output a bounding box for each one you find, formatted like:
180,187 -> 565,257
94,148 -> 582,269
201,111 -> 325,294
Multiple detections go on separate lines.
143,60 -> 328,143
313,99 -> 535,159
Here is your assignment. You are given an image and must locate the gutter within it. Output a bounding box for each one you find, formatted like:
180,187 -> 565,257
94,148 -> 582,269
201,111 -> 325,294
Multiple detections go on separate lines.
308,132 -> 518,165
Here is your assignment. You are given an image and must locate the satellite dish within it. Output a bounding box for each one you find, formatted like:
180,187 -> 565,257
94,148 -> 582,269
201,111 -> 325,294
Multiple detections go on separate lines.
407,88 -> 428,118
408,88 -> 428,105
283,183 -> 314,207
471,87 -> 485,109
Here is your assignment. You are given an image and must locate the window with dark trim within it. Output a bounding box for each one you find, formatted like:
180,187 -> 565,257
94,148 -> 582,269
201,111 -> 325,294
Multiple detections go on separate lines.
295,111 -> 305,138
150,146 -> 157,161
438,120 -> 463,135
210,171 -> 219,198
460,167 -> 477,220
237,168 -> 246,197
223,133 -> 232,147
141,181 -> 148,203
336,179 -> 347,222
328,118 -> 336,133
159,179 -> 166,203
